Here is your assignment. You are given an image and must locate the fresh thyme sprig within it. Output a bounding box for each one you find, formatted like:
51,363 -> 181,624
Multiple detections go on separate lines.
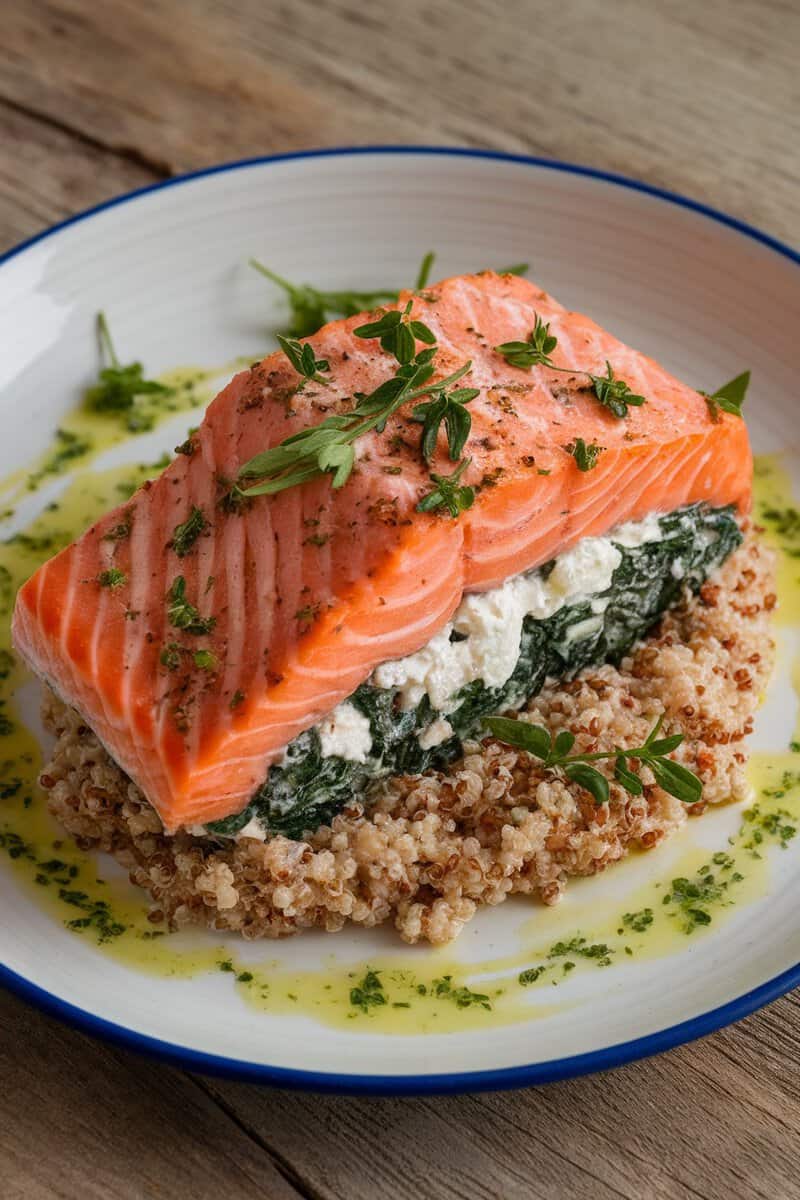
84,313 -> 171,431
234,359 -> 473,499
416,458 -> 475,518
354,302 -> 479,461
251,253 -> 529,338
250,260 -> 398,338
496,316 -> 646,419
277,333 -> 330,386
701,371 -> 750,422
495,314 -> 558,369
566,438 -> 604,471
353,302 -> 437,365
411,385 -> 481,462
484,714 -> 702,805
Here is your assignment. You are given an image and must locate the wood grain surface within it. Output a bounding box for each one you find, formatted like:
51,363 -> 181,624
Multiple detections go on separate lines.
1,2 -> 799,1197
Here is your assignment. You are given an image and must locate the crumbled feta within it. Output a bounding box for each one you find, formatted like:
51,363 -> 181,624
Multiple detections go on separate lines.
611,512 -> 666,547
317,701 -> 373,763
372,533 -> 623,710
418,717 -> 454,749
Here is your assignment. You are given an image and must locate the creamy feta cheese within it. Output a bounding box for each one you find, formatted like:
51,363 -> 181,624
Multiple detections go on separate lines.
611,512 -> 666,547
372,532 -> 624,710
418,717 -> 454,750
317,701 -> 373,763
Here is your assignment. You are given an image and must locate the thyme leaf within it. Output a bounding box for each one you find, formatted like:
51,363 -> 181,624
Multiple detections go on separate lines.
701,371 -> 750,422
495,315 -> 646,418
166,576 -> 216,635
97,567 -> 126,589
566,437 -> 603,471
236,360 -> 472,498
170,506 -> 208,557
416,458 -> 475,519
483,714 -> 702,805
277,333 -> 330,386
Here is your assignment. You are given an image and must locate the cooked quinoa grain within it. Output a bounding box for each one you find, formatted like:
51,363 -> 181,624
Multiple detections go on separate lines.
40,529 -> 775,945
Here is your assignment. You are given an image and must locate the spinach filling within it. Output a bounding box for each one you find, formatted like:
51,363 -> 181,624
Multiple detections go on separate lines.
208,504 -> 741,841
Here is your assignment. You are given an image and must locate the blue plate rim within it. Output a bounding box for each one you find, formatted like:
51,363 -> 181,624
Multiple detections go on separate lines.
1,144 -> 798,1094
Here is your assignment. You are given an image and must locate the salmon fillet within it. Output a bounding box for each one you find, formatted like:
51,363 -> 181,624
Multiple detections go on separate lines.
12,272 -> 751,832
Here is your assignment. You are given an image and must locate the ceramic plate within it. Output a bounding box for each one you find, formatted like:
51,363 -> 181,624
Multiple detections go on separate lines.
1,148 -> 799,1093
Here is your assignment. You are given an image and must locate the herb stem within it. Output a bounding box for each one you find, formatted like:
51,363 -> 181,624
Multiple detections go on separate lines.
97,311 -> 120,368
415,251 -> 436,290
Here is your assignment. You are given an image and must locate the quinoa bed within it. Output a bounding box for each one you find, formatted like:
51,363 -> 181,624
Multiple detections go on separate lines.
40,529 -> 775,945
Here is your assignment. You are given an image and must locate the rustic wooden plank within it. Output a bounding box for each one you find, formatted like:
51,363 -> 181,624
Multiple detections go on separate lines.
1,0 -> 798,246
195,997 -> 800,1200
0,990 -> 304,1200
0,100 -> 156,252
0,0 -> 423,180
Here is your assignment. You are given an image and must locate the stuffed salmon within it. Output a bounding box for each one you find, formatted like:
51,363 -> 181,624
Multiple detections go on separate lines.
15,271 -> 755,866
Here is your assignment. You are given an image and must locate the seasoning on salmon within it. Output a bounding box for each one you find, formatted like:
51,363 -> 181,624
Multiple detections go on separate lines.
12,272 -> 752,833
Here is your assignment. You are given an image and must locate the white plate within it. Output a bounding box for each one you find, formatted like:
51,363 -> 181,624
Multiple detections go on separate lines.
1,148 -> 799,1093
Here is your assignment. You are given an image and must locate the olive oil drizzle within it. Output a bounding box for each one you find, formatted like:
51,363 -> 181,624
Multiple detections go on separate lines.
0,383 -> 798,1033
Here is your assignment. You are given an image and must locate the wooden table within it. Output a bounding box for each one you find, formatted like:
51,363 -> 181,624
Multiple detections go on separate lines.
2,2 -> 799,1197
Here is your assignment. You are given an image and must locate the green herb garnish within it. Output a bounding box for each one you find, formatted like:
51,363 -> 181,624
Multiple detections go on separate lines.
415,251 -> 436,289
277,333 -> 330,387
353,301 -> 437,366
84,313 -> 171,431
484,714 -> 702,806
416,458 -> 475,519
567,437 -> 603,471
250,260 -> 399,338
411,383 -> 480,462
350,969 -> 387,1013
702,371 -> 750,422
192,649 -> 217,672
97,567 -> 126,589
431,975 -> 492,1010
170,505 -> 208,557
495,314 -> 558,369
251,253 -> 528,338
166,576 -> 216,635
495,316 -> 646,418
27,428 -> 93,490
234,359 -> 473,499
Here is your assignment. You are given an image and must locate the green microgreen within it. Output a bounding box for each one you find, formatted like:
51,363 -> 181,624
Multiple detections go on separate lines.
251,253 -> 529,338
495,314 -> 558,369
350,969 -> 387,1013
97,567 -> 126,589
250,259 -> 399,338
495,316 -> 646,418
416,458 -> 475,519
235,358 -> 473,499
483,714 -> 702,806
701,371 -> 750,422
170,505 -> 208,557
166,576 -> 216,635
566,437 -> 603,471
353,301 -> 437,366
84,313 -> 171,431
277,333 -> 330,387
410,385 -> 481,461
